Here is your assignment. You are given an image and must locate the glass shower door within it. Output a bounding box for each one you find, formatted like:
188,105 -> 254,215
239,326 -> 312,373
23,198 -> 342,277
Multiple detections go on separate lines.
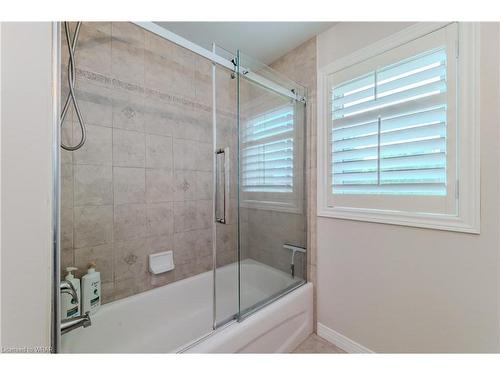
236,50 -> 307,318
213,45 -> 239,328
212,46 -> 307,328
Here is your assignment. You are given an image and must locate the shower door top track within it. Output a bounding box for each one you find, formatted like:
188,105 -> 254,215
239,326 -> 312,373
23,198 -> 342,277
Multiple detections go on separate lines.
133,22 -> 307,104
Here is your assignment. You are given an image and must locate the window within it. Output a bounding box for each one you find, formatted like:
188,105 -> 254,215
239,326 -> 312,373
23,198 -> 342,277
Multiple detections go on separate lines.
241,104 -> 304,213
332,48 -> 448,197
241,105 -> 294,193
317,23 -> 480,232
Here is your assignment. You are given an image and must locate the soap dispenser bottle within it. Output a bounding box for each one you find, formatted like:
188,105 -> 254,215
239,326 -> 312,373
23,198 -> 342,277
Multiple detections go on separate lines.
82,262 -> 101,315
61,267 -> 81,319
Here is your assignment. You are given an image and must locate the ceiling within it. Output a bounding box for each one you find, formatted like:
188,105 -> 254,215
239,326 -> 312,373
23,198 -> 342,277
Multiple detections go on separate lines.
155,22 -> 334,64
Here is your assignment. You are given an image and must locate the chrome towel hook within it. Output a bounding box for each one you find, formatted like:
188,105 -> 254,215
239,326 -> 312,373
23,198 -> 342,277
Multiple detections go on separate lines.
60,22 -> 86,151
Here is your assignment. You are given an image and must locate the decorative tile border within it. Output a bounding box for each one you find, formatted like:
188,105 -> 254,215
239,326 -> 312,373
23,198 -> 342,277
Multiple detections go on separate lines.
75,67 -> 236,119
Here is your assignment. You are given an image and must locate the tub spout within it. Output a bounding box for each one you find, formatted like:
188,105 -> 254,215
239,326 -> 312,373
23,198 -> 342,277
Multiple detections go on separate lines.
61,312 -> 92,335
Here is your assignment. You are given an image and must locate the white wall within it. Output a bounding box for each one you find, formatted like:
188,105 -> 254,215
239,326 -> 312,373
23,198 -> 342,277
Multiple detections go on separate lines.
316,22 -> 500,353
0,22 -> 55,352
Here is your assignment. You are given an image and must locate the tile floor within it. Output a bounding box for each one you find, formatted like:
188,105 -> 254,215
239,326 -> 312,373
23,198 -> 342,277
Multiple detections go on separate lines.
293,334 -> 346,353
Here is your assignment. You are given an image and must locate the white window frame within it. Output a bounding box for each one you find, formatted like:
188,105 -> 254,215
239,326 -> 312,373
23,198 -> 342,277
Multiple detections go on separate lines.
241,103 -> 305,214
317,22 -> 480,233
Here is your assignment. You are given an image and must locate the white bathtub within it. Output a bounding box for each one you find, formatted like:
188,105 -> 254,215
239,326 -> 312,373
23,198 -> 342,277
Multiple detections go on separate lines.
61,259 -> 313,353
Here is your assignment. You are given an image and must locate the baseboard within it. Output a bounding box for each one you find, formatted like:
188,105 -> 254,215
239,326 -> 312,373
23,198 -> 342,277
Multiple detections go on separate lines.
317,323 -> 374,353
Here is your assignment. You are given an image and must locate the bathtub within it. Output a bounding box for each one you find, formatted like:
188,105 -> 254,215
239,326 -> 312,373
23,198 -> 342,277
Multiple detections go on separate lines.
61,259 -> 313,353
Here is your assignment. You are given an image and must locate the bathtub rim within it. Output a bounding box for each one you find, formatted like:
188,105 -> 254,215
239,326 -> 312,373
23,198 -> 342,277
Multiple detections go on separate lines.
60,259 -> 307,353
177,279 -> 308,353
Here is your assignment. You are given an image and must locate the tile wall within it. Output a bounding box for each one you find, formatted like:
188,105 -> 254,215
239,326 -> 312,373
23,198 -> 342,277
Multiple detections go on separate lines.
60,22 -> 237,303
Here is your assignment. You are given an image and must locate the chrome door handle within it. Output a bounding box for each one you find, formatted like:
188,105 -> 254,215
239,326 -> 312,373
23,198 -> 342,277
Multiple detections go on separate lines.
215,147 -> 229,224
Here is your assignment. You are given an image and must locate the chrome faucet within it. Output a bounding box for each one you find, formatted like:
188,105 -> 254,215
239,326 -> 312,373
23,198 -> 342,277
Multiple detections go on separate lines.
60,281 -> 92,334
60,280 -> 78,304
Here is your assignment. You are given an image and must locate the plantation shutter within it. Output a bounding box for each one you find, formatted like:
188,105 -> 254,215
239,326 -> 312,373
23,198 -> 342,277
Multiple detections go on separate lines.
242,105 -> 294,193
331,48 -> 448,196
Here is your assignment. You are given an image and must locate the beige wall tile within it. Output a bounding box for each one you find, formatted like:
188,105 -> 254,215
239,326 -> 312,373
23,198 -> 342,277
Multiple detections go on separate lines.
60,123 -> 73,165
113,203 -> 147,241
111,40 -> 145,87
61,208 -> 74,251
216,223 -> 237,255
78,22 -> 112,76
113,238 -> 148,281
101,281 -> 115,304
145,168 -> 174,203
196,171 -> 213,200
144,34 -> 195,99
73,124 -> 112,166
146,234 -> 174,255
113,166 -> 146,204
74,243 -> 114,283
113,275 -> 150,301
216,250 -> 237,268
142,96 -> 177,137
173,138 -> 212,171
111,23 -> 145,86
215,65 -> 237,113
113,128 -> 146,168
194,56 -> 212,107
173,199 -> 212,233
73,205 -> 113,249
112,88 -> 145,132
194,255 -> 213,274
60,248 -> 75,273
112,22 -> 145,45
144,30 -> 174,57
174,259 -> 211,282
146,202 -> 174,237
61,163 -> 73,208
173,228 -> 212,265
173,170 -> 198,201
145,134 -> 173,169
172,171 -> 214,203
172,106 -> 212,142
74,79 -> 113,127
74,164 -> 113,206
150,271 -> 175,288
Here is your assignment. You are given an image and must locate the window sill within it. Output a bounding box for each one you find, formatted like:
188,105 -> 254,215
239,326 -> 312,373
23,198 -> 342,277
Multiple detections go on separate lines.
317,205 -> 480,234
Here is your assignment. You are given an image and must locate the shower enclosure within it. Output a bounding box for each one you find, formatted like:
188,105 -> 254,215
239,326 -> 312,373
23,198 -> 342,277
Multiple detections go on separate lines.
56,22 -> 307,352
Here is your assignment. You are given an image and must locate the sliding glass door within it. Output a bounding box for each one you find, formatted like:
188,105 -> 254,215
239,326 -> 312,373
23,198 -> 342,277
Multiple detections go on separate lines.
213,46 -> 239,328
236,50 -> 307,318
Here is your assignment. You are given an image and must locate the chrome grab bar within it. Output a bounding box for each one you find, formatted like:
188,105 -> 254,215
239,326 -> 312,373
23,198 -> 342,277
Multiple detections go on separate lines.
215,147 -> 229,224
284,244 -> 306,278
